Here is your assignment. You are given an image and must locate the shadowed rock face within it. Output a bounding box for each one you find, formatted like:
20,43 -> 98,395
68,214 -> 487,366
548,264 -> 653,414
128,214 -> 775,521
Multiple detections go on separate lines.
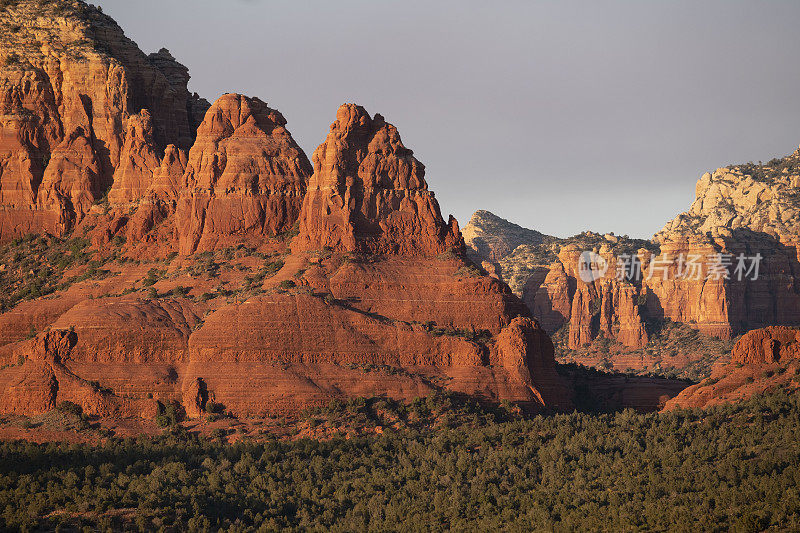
293,104 -> 463,257
176,94 -> 312,254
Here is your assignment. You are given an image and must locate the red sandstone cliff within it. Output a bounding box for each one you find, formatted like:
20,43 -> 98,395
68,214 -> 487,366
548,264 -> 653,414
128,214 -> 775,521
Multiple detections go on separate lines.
176,94 -> 312,254
0,0 -> 205,240
293,104 -> 462,257
0,2 -> 573,418
465,149 -> 800,376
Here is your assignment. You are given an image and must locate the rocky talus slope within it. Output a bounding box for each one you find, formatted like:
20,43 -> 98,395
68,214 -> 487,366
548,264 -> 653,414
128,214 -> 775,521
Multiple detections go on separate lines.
0,0 -> 577,420
466,152 -> 800,377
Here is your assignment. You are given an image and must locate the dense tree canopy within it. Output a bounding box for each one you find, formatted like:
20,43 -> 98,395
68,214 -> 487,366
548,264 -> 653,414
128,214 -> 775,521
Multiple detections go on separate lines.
1,389 -> 799,531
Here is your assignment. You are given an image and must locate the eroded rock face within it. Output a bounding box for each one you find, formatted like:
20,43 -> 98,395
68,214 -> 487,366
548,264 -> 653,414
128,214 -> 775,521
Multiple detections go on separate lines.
51,296 -> 202,364
146,47 -> 210,143
519,246 -> 649,349
651,152 -> 800,336
655,157 -> 800,242
35,124 -> 104,232
463,212 -> 653,349
731,326 -> 800,365
294,104 -> 462,257
0,329 -> 156,417
176,254 -> 567,416
664,326 -> 800,410
176,94 -> 312,254
468,146 -> 800,353
108,110 -> 161,205
494,317 -> 570,408
0,0 -> 203,240
0,3 -> 573,421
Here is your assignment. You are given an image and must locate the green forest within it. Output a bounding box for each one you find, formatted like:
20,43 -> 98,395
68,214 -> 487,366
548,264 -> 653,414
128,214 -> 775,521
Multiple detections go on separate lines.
1,388 -> 799,531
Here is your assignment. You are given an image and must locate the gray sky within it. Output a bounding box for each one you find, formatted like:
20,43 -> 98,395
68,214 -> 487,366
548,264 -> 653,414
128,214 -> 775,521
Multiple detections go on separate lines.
97,0 -> 800,239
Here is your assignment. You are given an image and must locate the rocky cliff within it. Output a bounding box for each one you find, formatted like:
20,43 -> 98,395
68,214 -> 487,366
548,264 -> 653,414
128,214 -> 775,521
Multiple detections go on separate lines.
463,213 -> 656,350
650,155 -> 800,336
465,150 -> 800,377
0,0 -> 209,241
176,94 -> 312,254
0,1 -> 575,420
293,104 -> 462,257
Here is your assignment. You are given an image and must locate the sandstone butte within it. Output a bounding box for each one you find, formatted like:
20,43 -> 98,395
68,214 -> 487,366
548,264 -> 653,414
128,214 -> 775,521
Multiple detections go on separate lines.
0,0 -> 575,420
664,326 -> 800,410
465,154 -> 800,358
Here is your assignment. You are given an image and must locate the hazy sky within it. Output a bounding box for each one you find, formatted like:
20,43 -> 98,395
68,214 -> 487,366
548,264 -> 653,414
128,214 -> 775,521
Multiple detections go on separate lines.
97,0 -> 800,239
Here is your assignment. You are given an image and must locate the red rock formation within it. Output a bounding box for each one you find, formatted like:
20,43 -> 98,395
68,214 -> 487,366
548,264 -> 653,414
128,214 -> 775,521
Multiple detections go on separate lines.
146,48 -> 210,141
35,124 -> 104,233
293,104 -> 462,257
108,110 -> 161,205
664,326 -> 800,410
494,317 -> 570,408
176,94 -> 312,254
647,154 -> 800,338
0,0 -> 204,240
528,261 -> 572,332
324,257 -> 527,333
0,330 -> 156,417
51,296 -> 202,364
149,144 -> 187,202
116,143 -> 188,246
463,210 -> 552,263
175,254 -> 568,416
529,246 -> 648,349
469,146 -> 800,364
0,4 -> 574,422
188,292 -> 484,366
731,326 -> 800,365
0,67 -> 63,238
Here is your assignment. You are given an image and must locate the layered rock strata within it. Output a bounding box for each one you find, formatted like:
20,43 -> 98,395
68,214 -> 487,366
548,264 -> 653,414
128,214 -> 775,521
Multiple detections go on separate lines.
293,104 -> 462,257
0,0 -> 205,240
176,94 -> 312,254
466,149 -> 800,353
0,4 -> 574,420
